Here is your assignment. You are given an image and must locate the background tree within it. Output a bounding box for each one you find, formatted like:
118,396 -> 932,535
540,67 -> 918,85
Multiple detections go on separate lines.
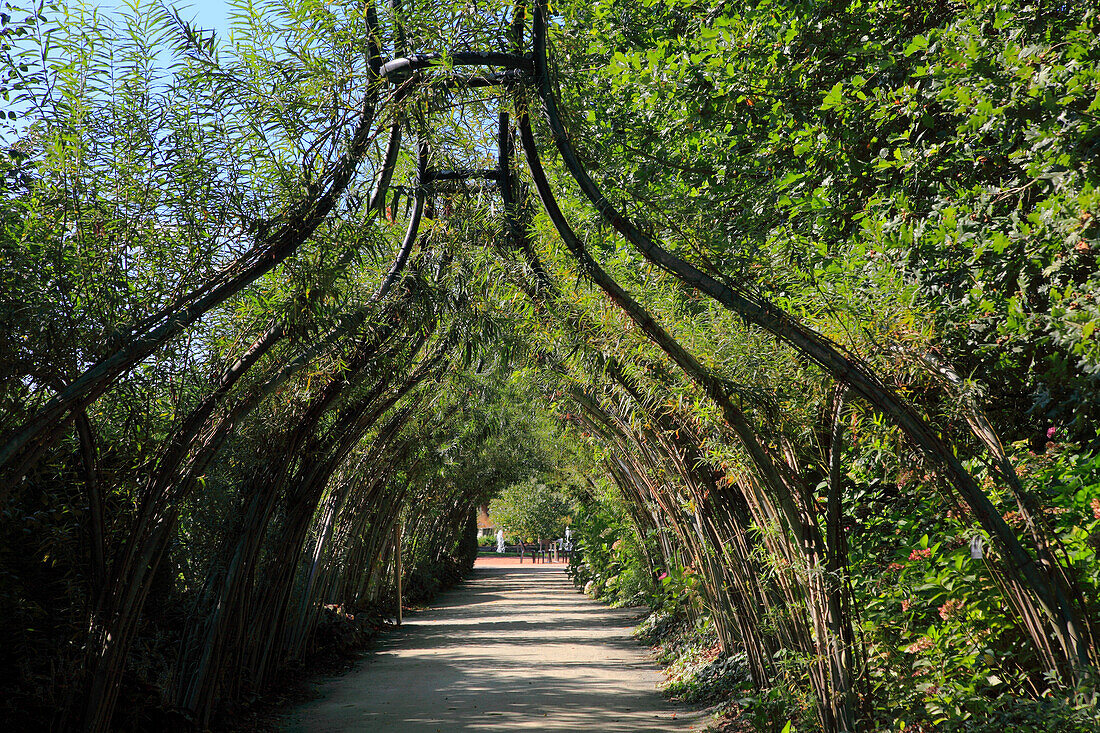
489,478 -> 572,543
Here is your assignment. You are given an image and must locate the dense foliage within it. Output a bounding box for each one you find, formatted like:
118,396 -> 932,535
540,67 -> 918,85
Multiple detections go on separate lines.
549,0 -> 1100,728
0,0 -> 1098,730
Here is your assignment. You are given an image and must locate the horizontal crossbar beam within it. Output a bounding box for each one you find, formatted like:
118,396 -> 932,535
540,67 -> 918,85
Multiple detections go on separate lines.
380,52 -> 531,80
436,70 -> 525,90
425,169 -> 501,183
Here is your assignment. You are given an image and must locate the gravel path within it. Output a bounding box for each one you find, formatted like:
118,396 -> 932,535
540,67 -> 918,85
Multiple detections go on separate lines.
278,562 -> 705,732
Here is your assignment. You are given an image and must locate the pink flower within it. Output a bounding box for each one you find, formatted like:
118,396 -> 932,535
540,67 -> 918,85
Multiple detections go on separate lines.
1091,498 -> 1100,521
909,548 -> 932,561
658,572 -> 668,581
901,599 -> 912,612
887,562 -> 906,573
939,598 -> 964,620
906,637 -> 933,653
1046,426 -> 1057,439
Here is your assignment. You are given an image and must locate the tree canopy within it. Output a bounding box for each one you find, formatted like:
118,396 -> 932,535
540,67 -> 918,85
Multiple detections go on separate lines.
0,0 -> 1098,730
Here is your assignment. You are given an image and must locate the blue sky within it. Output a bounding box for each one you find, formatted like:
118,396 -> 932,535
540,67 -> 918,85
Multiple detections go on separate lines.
174,0 -> 230,35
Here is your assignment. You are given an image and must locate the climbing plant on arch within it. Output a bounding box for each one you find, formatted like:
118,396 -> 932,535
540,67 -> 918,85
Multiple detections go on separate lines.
0,0 -> 1097,730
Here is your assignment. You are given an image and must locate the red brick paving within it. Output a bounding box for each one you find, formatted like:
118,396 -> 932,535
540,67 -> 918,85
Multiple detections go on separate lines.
473,554 -> 568,567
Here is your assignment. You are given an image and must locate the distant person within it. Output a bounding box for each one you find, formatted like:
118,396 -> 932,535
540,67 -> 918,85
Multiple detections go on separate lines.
518,539 -> 526,563
496,529 -> 505,554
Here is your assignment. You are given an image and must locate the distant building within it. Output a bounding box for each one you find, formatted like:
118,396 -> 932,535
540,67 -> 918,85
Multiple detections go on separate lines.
476,505 -> 495,537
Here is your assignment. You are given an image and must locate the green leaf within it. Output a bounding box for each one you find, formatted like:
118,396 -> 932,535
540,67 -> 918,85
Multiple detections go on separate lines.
905,34 -> 929,56
821,82 -> 845,110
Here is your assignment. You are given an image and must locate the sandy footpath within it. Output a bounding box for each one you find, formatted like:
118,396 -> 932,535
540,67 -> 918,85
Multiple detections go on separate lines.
278,561 -> 705,732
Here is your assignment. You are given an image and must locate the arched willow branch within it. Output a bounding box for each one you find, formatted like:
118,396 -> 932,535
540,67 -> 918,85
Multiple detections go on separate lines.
510,110 -> 860,729
526,0 -> 1088,676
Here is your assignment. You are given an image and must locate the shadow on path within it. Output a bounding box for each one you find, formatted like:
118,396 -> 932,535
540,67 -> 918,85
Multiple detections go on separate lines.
278,565 -> 705,732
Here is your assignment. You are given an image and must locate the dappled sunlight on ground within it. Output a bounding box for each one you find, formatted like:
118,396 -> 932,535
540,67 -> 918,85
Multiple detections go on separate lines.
279,566 -> 705,732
